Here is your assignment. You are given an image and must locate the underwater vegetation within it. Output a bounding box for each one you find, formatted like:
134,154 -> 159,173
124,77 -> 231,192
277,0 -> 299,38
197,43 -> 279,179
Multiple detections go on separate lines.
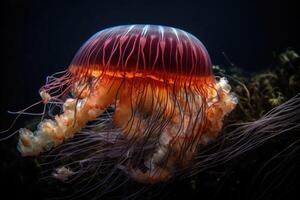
217,48 -> 300,122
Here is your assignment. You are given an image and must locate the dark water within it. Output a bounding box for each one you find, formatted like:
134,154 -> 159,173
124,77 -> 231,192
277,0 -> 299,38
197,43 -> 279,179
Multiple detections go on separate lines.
1,0 -> 299,199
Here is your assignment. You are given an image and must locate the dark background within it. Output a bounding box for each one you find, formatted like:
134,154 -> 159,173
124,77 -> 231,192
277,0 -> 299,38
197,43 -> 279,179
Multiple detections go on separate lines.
1,0 -> 299,199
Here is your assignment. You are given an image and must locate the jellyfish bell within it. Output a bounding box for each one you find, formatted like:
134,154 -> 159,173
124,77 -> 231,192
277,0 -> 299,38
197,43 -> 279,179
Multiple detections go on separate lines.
17,24 -> 238,185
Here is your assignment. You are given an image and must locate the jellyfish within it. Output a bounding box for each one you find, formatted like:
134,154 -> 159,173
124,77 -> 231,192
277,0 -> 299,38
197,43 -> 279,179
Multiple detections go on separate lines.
17,24 -> 238,184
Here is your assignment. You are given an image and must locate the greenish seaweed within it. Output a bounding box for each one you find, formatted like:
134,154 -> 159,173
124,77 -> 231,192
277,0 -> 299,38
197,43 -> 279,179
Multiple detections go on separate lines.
214,49 -> 300,122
